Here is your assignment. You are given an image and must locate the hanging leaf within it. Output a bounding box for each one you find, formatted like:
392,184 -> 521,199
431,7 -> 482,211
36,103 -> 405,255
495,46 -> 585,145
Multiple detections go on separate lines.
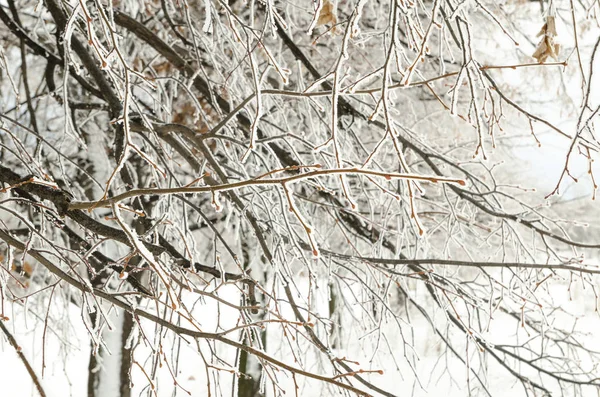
317,0 -> 337,28
533,16 -> 560,63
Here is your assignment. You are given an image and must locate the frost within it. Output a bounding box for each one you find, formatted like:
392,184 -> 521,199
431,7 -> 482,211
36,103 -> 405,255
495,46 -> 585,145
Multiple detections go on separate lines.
211,191 -> 223,213
3,0 -> 600,395
202,0 -> 213,33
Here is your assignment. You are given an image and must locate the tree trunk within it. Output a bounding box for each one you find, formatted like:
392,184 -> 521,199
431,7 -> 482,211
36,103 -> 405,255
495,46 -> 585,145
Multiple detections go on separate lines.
237,230 -> 266,397
119,310 -> 134,397
87,311 -> 101,397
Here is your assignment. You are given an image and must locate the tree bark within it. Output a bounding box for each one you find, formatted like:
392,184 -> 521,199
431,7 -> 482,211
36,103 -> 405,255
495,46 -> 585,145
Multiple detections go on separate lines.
119,311 -> 134,397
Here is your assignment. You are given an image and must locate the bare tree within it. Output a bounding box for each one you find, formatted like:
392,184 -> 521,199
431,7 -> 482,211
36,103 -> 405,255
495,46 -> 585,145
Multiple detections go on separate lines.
1,0 -> 600,396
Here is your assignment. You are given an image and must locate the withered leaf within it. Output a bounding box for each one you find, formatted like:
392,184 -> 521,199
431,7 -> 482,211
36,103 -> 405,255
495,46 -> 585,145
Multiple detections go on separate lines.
533,16 -> 560,63
317,0 -> 337,27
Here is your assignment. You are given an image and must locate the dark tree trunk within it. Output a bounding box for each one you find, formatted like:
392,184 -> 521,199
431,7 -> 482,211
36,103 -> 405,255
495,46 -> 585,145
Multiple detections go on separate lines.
87,312 -> 100,397
119,311 -> 134,397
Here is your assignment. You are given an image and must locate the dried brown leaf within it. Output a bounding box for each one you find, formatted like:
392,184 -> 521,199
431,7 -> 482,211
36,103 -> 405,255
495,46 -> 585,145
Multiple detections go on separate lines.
317,0 -> 337,27
532,40 -> 548,62
532,16 -> 560,63
546,16 -> 557,36
536,23 -> 547,38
